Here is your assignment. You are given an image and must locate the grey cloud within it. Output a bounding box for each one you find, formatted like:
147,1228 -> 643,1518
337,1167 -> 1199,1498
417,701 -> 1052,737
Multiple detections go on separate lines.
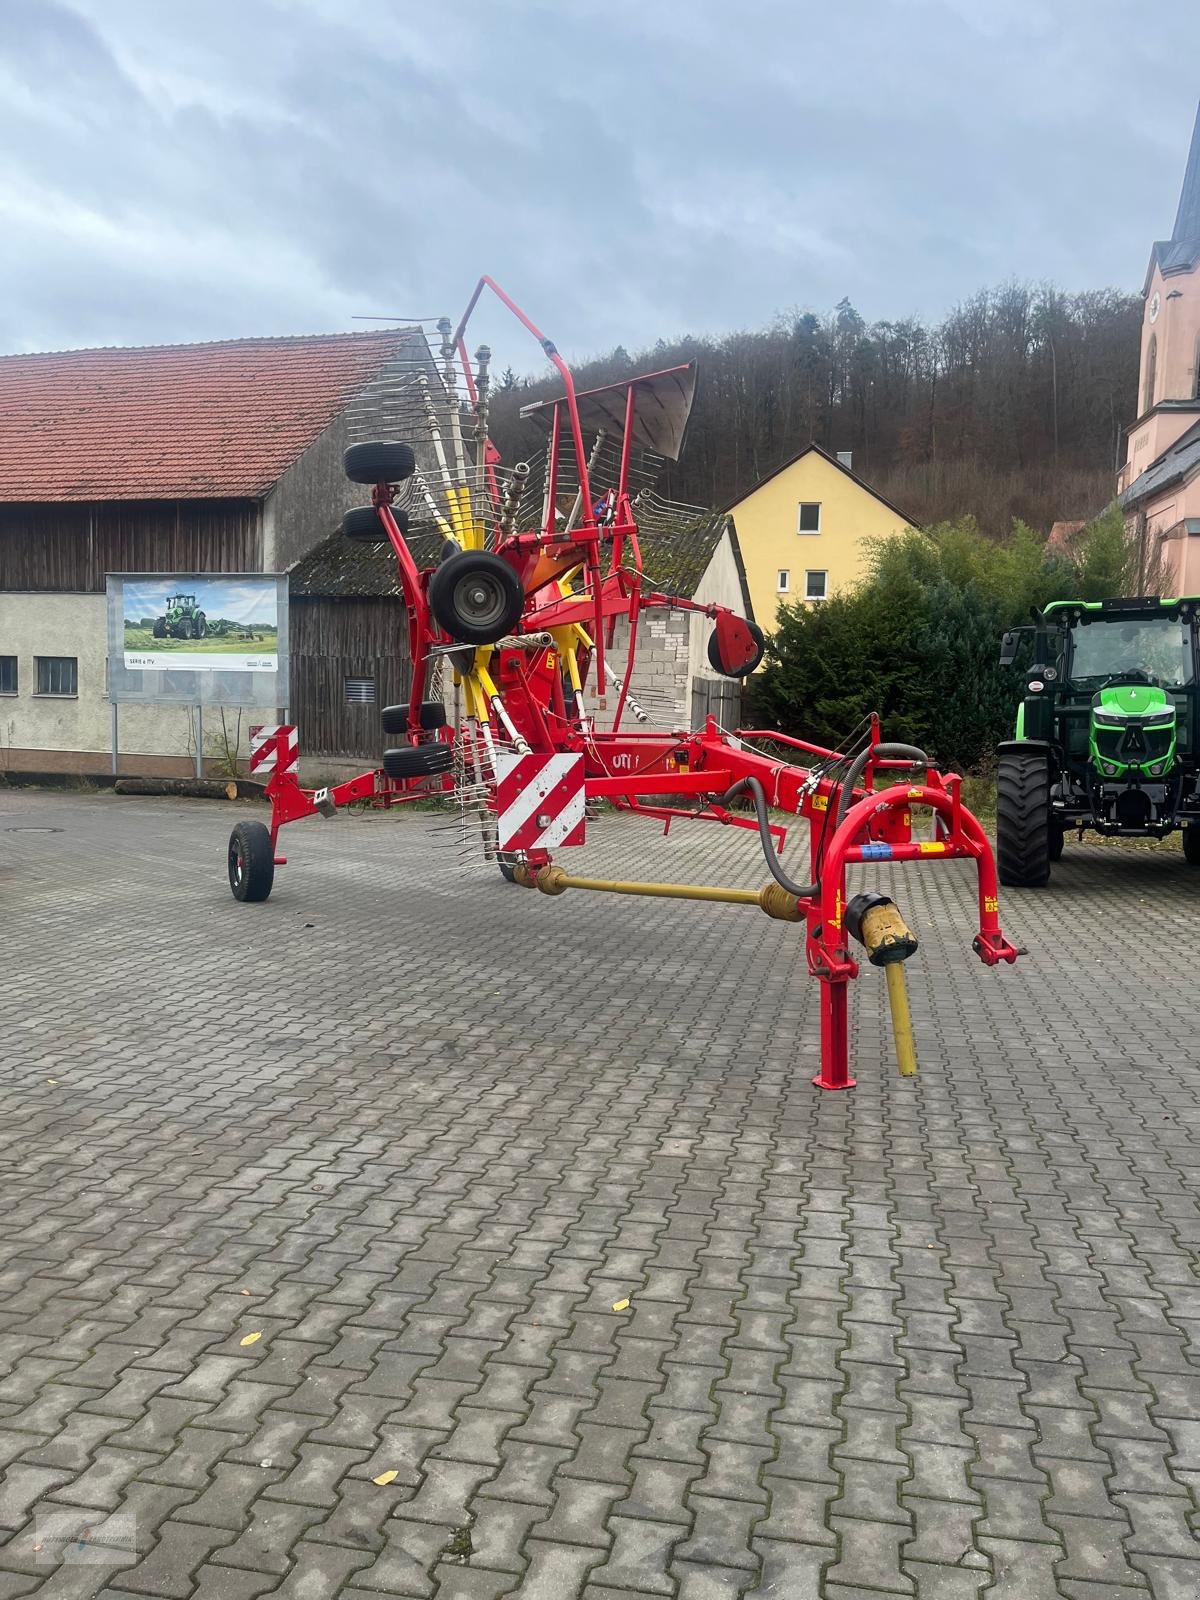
0,0 -> 1196,369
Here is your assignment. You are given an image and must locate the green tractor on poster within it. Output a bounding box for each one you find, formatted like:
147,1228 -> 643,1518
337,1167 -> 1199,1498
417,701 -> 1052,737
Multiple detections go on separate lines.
995,597 -> 1200,885
152,593 -> 208,640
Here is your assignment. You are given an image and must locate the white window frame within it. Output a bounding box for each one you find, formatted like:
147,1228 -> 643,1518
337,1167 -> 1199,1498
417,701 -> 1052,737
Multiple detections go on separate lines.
797,501 -> 822,535
805,570 -> 828,602
776,569 -> 790,593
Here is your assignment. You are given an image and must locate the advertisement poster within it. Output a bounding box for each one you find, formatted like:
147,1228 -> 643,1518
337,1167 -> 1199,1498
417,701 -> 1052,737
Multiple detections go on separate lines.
122,577 -> 279,672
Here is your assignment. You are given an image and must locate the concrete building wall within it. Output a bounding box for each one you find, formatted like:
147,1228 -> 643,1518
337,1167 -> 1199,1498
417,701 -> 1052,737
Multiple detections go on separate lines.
263,411 -> 364,574
0,592 -> 225,777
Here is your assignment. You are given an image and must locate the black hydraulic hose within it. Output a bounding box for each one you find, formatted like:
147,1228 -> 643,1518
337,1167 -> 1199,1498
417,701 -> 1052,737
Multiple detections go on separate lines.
718,776 -> 818,899
833,742 -> 929,832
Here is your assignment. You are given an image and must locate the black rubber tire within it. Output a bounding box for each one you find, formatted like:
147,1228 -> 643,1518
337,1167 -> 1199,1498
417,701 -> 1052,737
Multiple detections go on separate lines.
383,743 -> 453,780
428,551 -> 524,644
498,859 -> 517,883
996,750 -> 1051,887
342,505 -> 410,541
343,440 -> 416,485
195,613 -> 207,639
707,620 -> 766,677
228,821 -> 275,903
179,618 -> 194,640
1183,826 -> 1200,865
380,701 -> 448,735
1048,818 -> 1065,861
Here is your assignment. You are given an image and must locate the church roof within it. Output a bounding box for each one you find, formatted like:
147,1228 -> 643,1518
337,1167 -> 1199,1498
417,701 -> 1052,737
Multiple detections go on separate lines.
1172,99 -> 1200,245
1120,416 -> 1200,510
1145,100 -> 1200,288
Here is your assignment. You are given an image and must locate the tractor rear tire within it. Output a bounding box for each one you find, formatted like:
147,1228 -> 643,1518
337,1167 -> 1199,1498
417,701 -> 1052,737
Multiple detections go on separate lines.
383,744 -> 453,780
1183,826 -> 1200,865
428,551 -> 524,644
228,821 -> 275,903
343,441 -> 416,485
342,505 -> 410,541
380,701 -> 447,735
996,750 -> 1051,887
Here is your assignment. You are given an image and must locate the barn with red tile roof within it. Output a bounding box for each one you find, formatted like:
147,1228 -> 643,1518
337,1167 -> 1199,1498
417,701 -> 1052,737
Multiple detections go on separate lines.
0,328 -> 423,778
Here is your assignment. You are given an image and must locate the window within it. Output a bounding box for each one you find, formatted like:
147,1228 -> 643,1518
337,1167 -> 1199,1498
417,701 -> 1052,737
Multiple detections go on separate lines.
0,656 -> 15,695
35,656 -> 77,697
1144,334 -> 1157,414
776,570 -> 790,593
805,570 -> 828,602
798,502 -> 821,534
343,676 -> 376,704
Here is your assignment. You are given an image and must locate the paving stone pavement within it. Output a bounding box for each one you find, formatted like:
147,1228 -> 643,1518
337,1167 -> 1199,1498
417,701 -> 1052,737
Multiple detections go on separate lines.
1,787 -> 1199,1599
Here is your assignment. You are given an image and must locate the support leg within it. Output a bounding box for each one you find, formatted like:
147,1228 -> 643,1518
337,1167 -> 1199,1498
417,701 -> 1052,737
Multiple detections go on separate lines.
814,978 -> 855,1091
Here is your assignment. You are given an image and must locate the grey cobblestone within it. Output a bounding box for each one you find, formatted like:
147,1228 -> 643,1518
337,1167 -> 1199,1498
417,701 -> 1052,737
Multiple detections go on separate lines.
3,795 -> 1200,1597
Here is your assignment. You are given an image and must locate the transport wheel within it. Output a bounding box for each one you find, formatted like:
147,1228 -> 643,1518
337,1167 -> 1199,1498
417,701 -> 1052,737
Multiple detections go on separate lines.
383,744 -> 453,780
707,620 -> 765,677
497,853 -> 518,883
1183,826 -> 1200,865
996,750 -> 1051,887
1048,818 -> 1064,861
380,701 -> 447,735
343,441 -> 416,485
228,820 -> 275,903
342,505 -> 410,541
428,551 -> 524,644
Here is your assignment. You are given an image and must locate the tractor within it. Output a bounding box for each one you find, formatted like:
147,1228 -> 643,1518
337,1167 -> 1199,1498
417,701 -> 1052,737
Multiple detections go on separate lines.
996,596 -> 1200,885
152,593 -> 207,639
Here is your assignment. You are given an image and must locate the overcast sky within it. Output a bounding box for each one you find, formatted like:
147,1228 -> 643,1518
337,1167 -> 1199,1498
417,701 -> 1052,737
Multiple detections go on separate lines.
1,0 -> 1198,371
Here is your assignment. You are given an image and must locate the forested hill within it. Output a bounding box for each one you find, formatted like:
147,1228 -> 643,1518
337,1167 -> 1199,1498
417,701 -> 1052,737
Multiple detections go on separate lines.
486,283 -> 1141,535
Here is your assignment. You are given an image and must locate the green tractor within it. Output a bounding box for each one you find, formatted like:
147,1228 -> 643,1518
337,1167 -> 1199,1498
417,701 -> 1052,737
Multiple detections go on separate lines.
995,596 -> 1200,885
152,593 -> 208,640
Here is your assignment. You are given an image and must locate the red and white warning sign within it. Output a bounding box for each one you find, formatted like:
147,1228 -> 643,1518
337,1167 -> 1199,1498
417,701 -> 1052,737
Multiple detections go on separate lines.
249,724 -> 299,776
493,751 -> 586,850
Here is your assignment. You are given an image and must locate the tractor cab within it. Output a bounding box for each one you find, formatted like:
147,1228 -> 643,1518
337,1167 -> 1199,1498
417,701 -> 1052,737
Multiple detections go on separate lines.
995,597 -> 1200,885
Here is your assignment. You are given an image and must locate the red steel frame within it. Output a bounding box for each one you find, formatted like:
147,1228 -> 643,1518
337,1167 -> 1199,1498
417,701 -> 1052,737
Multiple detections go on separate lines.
255,277 -> 1020,1090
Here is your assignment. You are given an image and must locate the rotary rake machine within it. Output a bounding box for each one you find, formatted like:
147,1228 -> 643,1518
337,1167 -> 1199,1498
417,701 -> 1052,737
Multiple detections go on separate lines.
227,276 -> 1020,1089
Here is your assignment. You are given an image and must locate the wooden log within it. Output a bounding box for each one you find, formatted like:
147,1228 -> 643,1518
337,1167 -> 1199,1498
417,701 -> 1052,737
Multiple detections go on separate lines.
114,778 -> 238,800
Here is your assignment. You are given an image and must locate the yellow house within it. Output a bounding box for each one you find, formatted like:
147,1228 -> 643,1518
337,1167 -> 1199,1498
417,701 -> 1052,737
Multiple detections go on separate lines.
726,444 -> 917,632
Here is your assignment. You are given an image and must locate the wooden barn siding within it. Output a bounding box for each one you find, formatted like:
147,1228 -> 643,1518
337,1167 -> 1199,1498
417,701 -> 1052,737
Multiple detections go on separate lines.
0,500 -> 262,591
290,597 -> 411,759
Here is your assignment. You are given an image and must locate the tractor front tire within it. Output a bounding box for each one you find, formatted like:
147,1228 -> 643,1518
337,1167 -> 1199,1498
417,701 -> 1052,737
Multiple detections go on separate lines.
343,441 -> 416,485
1183,826 -> 1200,866
152,619 -> 166,638
428,551 -> 524,645
195,613 -> 207,639
383,744 -> 454,780
228,821 -> 275,903
179,618 -> 194,640
996,750 -> 1051,887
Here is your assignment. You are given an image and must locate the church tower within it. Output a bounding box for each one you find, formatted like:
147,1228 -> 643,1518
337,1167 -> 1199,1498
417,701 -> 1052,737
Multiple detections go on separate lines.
1120,101 -> 1200,591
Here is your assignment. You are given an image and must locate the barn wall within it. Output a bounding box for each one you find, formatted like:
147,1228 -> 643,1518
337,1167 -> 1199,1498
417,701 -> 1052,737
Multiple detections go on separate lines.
290,597 -> 411,759
0,500 -> 262,592
263,413 -> 368,573
0,591 -> 222,776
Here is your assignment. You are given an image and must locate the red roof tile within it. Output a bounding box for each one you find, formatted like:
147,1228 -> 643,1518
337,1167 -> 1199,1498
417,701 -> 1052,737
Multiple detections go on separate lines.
0,329 -> 418,502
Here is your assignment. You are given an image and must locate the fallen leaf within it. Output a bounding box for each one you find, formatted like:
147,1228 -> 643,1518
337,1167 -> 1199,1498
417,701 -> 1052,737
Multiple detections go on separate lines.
612,1298 -> 630,1312
373,1470 -> 398,1486
240,1289 -> 251,1296
47,1079 -> 57,1085
240,1331 -> 262,1347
